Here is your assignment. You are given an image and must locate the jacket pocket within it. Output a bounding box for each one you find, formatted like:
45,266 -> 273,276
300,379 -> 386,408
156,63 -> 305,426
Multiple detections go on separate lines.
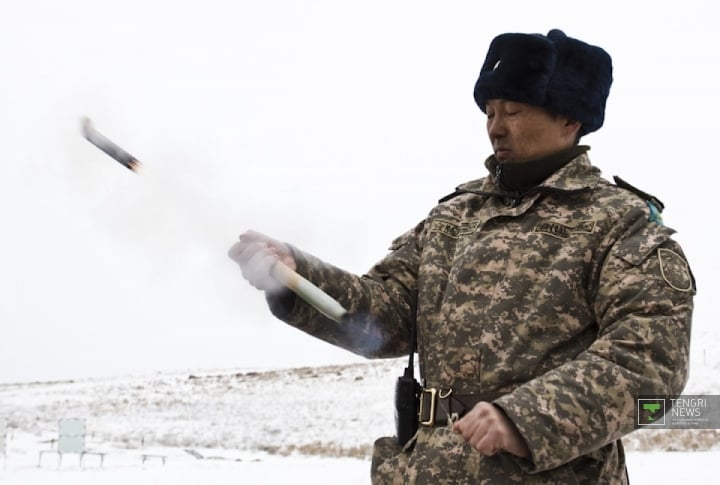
371,435 -> 415,485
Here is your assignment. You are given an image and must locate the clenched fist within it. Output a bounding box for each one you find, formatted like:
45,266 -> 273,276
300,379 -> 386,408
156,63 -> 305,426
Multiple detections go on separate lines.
452,402 -> 530,458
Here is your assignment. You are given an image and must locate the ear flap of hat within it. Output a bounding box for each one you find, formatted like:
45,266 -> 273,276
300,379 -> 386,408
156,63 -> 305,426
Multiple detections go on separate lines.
544,29 -> 612,135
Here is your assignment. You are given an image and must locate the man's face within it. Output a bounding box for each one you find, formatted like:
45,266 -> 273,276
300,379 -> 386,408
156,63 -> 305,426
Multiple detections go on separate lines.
485,99 -> 579,163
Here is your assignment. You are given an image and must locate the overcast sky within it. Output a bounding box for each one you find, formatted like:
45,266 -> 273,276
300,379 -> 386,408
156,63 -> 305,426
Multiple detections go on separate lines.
1,0 -> 717,383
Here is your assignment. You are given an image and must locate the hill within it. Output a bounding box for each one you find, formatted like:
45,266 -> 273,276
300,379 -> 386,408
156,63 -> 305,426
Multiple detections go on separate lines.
2,356 -> 718,463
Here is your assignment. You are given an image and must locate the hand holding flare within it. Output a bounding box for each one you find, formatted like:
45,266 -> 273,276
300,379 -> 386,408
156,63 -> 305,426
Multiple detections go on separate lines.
228,230 -> 348,323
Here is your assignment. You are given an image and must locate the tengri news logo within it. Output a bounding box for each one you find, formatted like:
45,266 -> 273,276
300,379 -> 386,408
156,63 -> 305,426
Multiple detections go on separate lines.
637,398 -> 666,426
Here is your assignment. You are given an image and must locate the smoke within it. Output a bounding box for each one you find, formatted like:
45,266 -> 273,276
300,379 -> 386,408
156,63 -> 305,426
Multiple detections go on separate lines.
235,248 -> 288,295
73,136 -> 241,268
338,311 -> 394,359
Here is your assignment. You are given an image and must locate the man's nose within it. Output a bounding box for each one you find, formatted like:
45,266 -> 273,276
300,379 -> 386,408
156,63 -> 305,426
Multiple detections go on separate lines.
487,115 -> 506,139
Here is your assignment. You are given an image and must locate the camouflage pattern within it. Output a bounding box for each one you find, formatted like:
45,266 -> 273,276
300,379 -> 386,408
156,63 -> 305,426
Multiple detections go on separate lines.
267,151 -> 694,484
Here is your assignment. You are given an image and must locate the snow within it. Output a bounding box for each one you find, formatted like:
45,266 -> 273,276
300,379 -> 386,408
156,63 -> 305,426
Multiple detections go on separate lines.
2,450 -> 719,485
3,443 -> 370,485
1,359 -> 719,484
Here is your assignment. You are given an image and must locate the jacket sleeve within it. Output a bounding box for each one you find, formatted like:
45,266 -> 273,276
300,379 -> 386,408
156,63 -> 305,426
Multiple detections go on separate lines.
494,207 -> 695,472
265,220 -> 425,359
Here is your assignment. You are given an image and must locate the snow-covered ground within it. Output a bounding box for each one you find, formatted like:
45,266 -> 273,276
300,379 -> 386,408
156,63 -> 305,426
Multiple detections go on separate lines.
0,451 -> 716,485
1,358 -> 718,484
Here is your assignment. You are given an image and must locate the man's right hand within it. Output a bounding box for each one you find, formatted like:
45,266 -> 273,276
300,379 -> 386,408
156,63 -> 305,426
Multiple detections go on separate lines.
227,230 -> 297,292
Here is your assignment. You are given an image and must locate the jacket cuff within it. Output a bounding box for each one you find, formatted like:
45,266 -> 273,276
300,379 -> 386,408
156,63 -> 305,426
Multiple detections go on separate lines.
265,287 -> 297,320
493,391 -> 551,473
264,245 -> 316,325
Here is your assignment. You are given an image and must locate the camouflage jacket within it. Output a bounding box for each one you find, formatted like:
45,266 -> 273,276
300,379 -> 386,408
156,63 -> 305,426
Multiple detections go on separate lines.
267,151 -> 695,484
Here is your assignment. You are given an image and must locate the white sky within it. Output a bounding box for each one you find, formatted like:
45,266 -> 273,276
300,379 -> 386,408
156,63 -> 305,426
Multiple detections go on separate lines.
1,0 -> 717,383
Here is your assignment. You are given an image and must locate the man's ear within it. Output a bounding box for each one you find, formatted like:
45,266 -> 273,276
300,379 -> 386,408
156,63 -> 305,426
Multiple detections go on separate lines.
564,119 -> 582,138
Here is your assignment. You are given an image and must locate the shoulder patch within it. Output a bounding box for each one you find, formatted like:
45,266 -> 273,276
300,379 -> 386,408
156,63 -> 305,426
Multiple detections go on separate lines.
657,248 -> 693,292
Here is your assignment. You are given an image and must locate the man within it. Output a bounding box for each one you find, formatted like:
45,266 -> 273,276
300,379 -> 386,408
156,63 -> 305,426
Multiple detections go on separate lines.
228,29 -> 694,484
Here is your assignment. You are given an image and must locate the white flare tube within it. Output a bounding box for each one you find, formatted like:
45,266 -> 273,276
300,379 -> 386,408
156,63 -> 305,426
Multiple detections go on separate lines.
271,262 -> 348,323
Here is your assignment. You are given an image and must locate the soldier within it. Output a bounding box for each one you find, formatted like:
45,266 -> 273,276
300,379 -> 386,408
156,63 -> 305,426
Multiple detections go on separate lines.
228,29 -> 694,484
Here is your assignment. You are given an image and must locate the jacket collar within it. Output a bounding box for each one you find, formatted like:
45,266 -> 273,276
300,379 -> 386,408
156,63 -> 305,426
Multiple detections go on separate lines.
456,146 -> 602,197
488,145 -> 589,192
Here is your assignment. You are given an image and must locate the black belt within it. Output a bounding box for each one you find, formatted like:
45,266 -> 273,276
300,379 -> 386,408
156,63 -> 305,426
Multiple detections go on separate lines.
418,388 -> 506,427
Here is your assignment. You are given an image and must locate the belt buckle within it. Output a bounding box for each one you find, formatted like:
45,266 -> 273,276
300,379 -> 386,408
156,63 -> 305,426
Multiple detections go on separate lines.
418,388 -> 437,426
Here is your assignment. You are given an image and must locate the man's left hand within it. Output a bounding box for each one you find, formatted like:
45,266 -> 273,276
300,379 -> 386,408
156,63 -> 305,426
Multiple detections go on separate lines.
452,402 -> 530,458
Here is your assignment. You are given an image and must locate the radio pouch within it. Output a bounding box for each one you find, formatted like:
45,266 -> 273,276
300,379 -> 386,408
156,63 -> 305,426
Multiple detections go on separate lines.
394,322 -> 420,446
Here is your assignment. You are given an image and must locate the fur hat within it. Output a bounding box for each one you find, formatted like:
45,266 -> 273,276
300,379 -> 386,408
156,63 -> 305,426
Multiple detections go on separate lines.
473,29 -> 612,136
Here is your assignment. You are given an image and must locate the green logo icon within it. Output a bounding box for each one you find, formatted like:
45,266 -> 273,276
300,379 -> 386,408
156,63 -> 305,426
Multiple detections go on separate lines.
638,399 -> 665,426
643,403 -> 661,421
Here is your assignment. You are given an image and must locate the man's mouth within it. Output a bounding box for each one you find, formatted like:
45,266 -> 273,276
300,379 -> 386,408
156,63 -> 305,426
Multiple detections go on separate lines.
494,147 -> 510,160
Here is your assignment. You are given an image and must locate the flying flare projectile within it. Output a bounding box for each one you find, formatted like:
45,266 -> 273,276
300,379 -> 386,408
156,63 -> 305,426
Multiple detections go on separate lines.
81,117 -> 142,172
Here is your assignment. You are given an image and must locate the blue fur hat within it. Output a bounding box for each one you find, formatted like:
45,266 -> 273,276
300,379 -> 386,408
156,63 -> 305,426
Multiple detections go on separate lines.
473,29 -> 613,136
